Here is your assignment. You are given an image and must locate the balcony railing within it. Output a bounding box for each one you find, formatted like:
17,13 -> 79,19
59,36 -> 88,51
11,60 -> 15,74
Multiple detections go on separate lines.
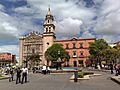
73,55 -> 77,58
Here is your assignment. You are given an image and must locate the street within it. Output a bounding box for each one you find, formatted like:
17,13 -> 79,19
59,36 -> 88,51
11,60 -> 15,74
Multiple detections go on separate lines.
0,71 -> 120,90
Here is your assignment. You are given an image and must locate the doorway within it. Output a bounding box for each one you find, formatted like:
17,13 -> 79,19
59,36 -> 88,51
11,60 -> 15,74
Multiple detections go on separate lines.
73,61 -> 77,67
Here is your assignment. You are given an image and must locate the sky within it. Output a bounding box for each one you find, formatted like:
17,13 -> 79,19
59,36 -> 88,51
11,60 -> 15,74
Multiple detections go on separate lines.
0,0 -> 120,60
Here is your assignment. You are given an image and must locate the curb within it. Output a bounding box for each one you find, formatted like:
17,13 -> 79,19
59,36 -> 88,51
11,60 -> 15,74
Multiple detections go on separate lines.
111,76 -> 120,85
70,75 -> 90,80
0,75 -> 10,80
0,77 -> 9,80
88,69 -> 110,73
70,73 -> 102,80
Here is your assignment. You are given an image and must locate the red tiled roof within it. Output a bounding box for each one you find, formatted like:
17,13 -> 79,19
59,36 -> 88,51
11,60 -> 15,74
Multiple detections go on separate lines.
55,38 -> 96,42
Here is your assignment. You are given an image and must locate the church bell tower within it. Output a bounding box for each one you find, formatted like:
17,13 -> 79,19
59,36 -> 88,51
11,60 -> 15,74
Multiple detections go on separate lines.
42,7 -> 56,65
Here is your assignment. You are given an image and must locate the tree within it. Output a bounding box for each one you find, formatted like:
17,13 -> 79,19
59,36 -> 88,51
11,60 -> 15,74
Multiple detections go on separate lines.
45,44 -> 70,69
103,47 -> 118,64
64,51 -> 70,66
89,39 -> 109,68
28,54 -> 41,67
113,44 -> 120,63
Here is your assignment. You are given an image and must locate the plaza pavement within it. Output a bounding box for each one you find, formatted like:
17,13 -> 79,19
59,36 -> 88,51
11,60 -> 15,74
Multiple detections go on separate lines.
0,71 -> 120,90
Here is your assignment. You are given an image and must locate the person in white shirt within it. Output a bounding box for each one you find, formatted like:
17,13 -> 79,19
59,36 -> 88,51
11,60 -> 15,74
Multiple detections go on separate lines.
42,65 -> 46,75
47,66 -> 50,74
21,67 -> 28,84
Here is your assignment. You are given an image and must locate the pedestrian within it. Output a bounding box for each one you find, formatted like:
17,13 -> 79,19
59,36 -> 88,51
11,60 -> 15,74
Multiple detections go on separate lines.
32,67 -> 36,73
114,64 -> 119,76
109,63 -> 114,74
9,67 -> 14,82
118,64 -> 120,75
16,67 -> 22,84
47,66 -> 50,74
42,65 -> 46,75
21,67 -> 28,84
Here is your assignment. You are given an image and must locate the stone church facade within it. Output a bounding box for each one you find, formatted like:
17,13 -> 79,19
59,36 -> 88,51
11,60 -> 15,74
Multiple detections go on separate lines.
19,7 -> 95,67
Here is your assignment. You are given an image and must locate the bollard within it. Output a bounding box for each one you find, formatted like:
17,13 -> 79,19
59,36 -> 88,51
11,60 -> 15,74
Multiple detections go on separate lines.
74,71 -> 78,82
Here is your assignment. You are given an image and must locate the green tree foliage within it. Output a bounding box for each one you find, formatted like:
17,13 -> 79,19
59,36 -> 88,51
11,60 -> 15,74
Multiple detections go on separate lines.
89,39 -> 109,67
28,54 -> 41,67
89,39 -> 120,67
113,44 -> 120,62
103,47 -> 117,63
45,44 -> 70,65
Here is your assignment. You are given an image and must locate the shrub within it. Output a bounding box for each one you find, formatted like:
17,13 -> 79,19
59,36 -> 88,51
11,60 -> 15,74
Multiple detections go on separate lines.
77,71 -> 94,78
78,72 -> 84,78
83,72 -> 94,75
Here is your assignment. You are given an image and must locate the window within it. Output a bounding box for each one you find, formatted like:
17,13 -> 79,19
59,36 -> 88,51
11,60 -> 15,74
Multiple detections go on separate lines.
80,43 -> 83,48
73,43 -> 76,49
78,60 -> 83,64
32,48 -> 35,53
73,51 -> 76,56
73,51 -> 77,57
48,20 -> 49,23
66,43 -> 69,49
49,27 -> 51,32
47,42 -> 49,45
46,28 -> 48,32
80,51 -> 83,55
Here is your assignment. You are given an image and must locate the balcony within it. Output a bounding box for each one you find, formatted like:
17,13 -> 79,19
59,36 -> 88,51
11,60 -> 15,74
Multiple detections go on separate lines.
79,55 -> 85,58
73,55 -> 77,58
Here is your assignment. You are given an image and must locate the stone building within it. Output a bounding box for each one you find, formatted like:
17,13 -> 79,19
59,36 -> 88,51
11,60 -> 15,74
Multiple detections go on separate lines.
19,7 -> 95,67
19,32 -> 43,67
19,7 -> 55,67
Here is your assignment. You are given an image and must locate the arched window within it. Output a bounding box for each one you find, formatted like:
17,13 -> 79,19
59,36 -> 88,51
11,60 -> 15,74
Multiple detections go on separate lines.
46,28 -> 48,32
49,27 -> 51,32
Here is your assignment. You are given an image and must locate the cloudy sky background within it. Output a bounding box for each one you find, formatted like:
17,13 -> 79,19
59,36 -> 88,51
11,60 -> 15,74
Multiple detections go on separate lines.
0,0 -> 120,60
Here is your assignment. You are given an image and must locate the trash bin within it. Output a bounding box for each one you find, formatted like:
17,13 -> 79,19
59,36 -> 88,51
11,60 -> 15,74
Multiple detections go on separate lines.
74,71 -> 78,82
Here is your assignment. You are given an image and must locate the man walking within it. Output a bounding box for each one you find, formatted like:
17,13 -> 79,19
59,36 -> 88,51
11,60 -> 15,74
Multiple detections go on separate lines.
9,67 -> 14,82
16,67 -> 22,84
21,67 -> 28,84
109,62 -> 114,74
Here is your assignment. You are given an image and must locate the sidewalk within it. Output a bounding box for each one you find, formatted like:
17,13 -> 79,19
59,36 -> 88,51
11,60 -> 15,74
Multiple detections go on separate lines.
86,68 -> 120,84
111,75 -> 120,85
0,75 -> 10,80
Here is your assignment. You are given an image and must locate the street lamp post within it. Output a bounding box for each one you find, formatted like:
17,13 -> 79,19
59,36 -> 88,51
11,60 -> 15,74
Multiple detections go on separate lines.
25,45 -> 29,68
26,56 -> 28,68
57,50 -> 62,70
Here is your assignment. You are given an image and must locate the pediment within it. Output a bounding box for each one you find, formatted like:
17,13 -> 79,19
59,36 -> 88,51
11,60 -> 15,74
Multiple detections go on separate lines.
71,37 -> 78,41
25,31 -> 42,40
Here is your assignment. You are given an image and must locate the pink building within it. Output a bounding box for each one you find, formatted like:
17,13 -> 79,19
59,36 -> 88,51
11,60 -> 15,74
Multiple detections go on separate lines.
55,38 -> 96,67
0,53 -> 16,67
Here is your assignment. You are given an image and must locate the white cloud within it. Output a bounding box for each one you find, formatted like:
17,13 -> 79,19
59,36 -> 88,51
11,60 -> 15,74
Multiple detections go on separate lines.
81,31 -> 95,39
0,11 -> 19,40
27,0 -> 96,20
0,4 -> 4,10
94,0 -> 120,35
14,6 -> 38,15
0,45 -> 19,56
98,35 -> 120,43
2,22 -> 17,33
0,5 -> 42,41
55,17 -> 83,35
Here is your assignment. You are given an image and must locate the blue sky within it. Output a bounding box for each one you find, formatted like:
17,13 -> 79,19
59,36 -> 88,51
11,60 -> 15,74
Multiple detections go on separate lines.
0,0 -> 120,60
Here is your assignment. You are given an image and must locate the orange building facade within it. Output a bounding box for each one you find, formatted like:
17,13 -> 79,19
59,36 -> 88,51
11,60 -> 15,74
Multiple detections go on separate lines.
55,38 -> 96,67
0,53 -> 16,67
